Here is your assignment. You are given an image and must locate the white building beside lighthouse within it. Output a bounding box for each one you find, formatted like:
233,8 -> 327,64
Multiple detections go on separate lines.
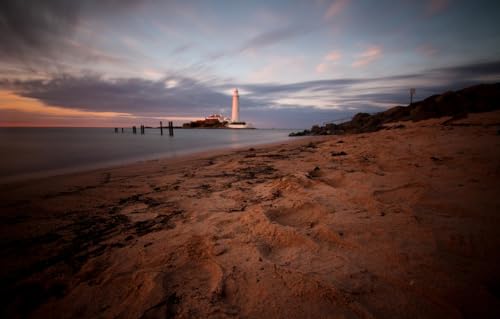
227,88 -> 253,128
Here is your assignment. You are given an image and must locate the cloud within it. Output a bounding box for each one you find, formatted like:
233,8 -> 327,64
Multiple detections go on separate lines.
239,25 -> 310,52
0,0 -> 139,70
426,0 -> 450,15
1,75 -> 243,117
316,51 -> 342,73
204,25 -> 311,63
239,78 -> 363,96
324,0 -> 350,19
325,51 -> 342,62
352,46 -> 382,67
315,63 -> 329,74
2,59 -> 500,128
241,59 -> 500,108
430,59 -> 500,79
417,44 -> 438,57
248,56 -> 306,83
0,1 -> 79,59
171,44 -> 193,55
0,90 -> 132,118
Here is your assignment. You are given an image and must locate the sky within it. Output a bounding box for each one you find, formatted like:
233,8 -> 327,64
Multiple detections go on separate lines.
1,0 -> 500,128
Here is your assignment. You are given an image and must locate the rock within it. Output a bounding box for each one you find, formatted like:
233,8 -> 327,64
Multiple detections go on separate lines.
306,142 -> 317,148
331,151 -> 347,156
311,125 -> 322,134
307,166 -> 321,178
288,130 -> 310,136
213,245 -> 227,256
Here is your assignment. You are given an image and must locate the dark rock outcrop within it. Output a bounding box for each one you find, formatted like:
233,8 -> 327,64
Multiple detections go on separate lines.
290,83 -> 500,136
182,119 -> 228,128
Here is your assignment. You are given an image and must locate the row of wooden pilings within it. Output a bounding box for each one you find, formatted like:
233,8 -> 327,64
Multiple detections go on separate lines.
114,121 -> 174,136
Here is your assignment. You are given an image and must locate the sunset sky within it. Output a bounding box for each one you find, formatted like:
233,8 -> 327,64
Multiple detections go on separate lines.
1,0 -> 500,128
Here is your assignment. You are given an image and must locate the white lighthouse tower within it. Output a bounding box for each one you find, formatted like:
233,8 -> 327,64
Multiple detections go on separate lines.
231,88 -> 240,123
226,88 -> 254,129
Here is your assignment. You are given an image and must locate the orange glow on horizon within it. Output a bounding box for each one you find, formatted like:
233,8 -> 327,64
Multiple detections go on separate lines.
0,91 -> 132,119
0,91 -> 205,127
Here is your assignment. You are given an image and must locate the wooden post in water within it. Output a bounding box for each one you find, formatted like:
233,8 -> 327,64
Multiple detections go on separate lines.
160,121 -> 163,136
133,126 -> 137,134
121,128 -> 124,133
141,125 -> 144,135
114,128 -> 118,133
168,121 -> 174,136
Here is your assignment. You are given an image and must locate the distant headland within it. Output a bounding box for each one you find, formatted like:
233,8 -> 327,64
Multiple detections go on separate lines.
290,83 -> 500,136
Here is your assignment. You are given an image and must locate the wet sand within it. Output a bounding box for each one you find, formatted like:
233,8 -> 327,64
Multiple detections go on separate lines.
1,111 -> 500,318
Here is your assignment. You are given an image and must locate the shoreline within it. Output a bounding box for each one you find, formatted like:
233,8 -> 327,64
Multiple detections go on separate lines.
0,135 -> 312,186
0,136 -> 318,190
1,111 -> 499,318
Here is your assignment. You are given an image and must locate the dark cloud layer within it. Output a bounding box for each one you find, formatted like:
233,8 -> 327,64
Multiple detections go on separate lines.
242,60 -> 500,98
3,75 -> 235,116
0,0 -> 78,60
2,59 -> 500,128
430,60 -> 500,78
240,78 -> 364,95
0,0 -> 139,68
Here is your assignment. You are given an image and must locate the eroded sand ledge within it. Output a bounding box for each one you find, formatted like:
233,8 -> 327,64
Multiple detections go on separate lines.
1,111 -> 500,318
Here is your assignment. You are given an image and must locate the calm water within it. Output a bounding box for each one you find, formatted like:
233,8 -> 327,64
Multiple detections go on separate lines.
0,128 -> 297,183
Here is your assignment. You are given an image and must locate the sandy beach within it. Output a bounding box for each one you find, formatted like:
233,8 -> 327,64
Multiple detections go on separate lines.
1,111 -> 500,318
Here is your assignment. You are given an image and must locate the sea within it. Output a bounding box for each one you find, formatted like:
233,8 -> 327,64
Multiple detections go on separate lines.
0,127 -> 298,183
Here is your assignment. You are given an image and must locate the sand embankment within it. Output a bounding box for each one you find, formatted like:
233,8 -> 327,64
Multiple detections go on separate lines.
1,111 -> 500,318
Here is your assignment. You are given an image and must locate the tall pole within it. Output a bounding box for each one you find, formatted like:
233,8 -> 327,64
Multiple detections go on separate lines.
160,121 -> 163,136
410,88 -> 415,106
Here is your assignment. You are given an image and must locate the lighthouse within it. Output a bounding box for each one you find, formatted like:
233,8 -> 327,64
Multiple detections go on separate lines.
226,88 -> 253,128
231,88 -> 239,123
